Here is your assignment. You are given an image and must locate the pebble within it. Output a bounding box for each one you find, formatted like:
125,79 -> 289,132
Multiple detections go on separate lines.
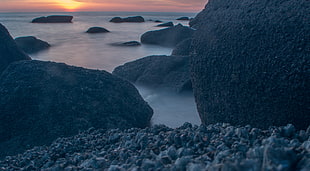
0,123 -> 309,171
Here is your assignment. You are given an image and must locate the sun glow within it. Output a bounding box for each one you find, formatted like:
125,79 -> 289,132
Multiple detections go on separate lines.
55,0 -> 83,10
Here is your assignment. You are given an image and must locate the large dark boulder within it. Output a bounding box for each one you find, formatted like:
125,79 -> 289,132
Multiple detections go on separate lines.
0,24 -> 30,73
110,16 -> 145,23
113,55 -> 191,93
190,0 -> 310,129
141,24 -> 194,47
86,27 -> 110,33
0,60 -> 153,158
171,38 -> 192,56
32,15 -> 73,23
15,36 -> 50,54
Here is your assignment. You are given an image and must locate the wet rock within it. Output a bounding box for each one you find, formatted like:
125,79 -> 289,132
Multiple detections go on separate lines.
171,38 -> 192,56
32,15 -> 73,23
86,27 -> 110,33
176,17 -> 190,21
110,41 -> 141,47
110,16 -> 145,23
141,24 -> 194,47
156,22 -> 174,27
0,23 -> 30,73
113,55 -> 192,93
15,36 -> 50,54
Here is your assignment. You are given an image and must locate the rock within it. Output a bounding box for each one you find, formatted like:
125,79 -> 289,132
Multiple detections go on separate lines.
141,24 -> 194,47
0,60 -> 153,158
110,41 -> 141,47
176,17 -> 190,21
109,16 -> 145,23
31,15 -> 73,23
171,38 -> 192,56
0,23 -> 30,73
156,22 -> 174,27
15,36 -> 50,54
86,27 -> 110,33
190,0 -> 310,129
113,55 -> 192,93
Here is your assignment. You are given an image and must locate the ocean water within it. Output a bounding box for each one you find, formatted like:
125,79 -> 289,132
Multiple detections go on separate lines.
0,11 -> 201,127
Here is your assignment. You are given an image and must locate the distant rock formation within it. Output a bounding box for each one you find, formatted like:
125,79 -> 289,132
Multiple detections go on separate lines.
15,36 -> 50,54
156,22 -> 174,27
110,16 -> 145,23
86,27 -> 110,33
110,41 -> 141,47
0,23 -> 30,73
190,0 -> 310,129
141,24 -> 195,47
32,15 -> 73,23
176,17 -> 190,21
171,38 -> 192,56
113,55 -> 191,93
0,60 -> 153,158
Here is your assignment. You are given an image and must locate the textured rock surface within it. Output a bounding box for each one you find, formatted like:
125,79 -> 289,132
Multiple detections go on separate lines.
190,0 -> 310,129
15,36 -> 50,54
86,27 -> 110,33
1,123 -> 309,170
113,55 -> 191,93
0,23 -> 30,73
156,22 -> 174,27
110,16 -> 145,23
0,60 -> 153,158
31,15 -> 73,23
172,38 -> 192,56
141,24 -> 194,47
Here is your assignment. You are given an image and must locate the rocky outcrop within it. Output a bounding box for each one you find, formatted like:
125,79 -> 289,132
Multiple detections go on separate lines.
176,17 -> 190,21
171,39 -> 192,56
141,24 -> 194,47
15,36 -> 50,54
0,24 -> 30,73
190,0 -> 310,129
113,55 -> 191,93
156,22 -> 174,27
86,27 -> 110,33
0,60 -> 153,158
32,15 -> 73,23
110,41 -> 141,47
110,16 -> 145,23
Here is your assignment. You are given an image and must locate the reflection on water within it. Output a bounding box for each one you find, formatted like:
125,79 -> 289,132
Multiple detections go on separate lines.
137,86 -> 201,128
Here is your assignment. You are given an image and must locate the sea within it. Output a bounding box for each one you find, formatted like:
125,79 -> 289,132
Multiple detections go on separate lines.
0,11 -> 201,127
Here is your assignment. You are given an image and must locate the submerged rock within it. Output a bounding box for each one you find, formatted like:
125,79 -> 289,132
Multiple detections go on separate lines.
113,55 -> 191,93
31,15 -> 73,23
141,24 -> 194,47
15,36 -> 50,54
156,22 -> 174,27
0,60 -> 153,158
110,16 -> 145,23
86,27 -> 110,33
110,41 -> 141,47
190,0 -> 310,129
0,23 -> 30,73
176,17 -> 190,21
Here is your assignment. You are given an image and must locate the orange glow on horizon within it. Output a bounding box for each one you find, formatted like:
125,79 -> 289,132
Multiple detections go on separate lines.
55,0 -> 84,11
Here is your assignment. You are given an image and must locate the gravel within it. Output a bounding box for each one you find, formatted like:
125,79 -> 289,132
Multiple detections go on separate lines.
0,123 -> 309,171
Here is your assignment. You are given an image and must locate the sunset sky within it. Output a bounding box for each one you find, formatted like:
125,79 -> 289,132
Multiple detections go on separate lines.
0,0 -> 207,12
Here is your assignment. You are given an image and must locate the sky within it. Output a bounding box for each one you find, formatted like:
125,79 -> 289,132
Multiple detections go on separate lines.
0,0 -> 207,13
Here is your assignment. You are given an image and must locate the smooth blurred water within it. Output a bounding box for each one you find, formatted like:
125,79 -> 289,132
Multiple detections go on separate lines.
0,11 -> 201,127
